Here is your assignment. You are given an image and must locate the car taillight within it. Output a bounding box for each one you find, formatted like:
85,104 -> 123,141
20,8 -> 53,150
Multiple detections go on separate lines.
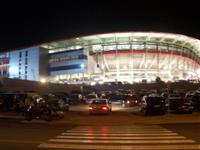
102,107 -> 108,110
89,106 -> 93,110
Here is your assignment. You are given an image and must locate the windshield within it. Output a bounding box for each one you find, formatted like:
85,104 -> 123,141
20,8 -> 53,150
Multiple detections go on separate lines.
146,97 -> 163,104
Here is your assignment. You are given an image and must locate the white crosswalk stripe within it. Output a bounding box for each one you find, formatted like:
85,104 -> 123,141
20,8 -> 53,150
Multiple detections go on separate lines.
38,125 -> 200,149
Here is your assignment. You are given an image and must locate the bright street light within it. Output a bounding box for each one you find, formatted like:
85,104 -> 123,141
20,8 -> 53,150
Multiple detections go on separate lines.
40,78 -> 46,83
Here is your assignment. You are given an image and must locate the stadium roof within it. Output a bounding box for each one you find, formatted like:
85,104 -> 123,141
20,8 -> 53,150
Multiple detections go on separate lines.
41,32 -> 200,56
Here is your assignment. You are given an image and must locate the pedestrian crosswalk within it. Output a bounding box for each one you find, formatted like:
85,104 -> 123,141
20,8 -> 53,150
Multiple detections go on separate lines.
38,125 -> 200,149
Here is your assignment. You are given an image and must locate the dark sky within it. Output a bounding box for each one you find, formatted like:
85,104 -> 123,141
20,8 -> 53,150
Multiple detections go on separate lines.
1,1 -> 200,51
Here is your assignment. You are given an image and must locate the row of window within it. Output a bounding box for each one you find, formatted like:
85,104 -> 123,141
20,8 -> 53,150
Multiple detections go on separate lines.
92,44 -> 191,52
0,70 -> 8,76
91,44 -> 197,58
49,54 -> 87,63
19,51 -> 28,80
19,51 -> 28,57
0,53 -> 9,59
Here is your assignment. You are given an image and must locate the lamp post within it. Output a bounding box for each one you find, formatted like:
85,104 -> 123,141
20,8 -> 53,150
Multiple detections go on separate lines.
80,63 -> 85,94
80,64 -> 85,83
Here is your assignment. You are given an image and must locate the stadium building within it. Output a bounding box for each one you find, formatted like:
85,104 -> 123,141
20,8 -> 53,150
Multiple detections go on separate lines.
2,32 -> 200,84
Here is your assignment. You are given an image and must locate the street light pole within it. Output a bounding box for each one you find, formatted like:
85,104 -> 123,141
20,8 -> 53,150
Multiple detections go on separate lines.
167,82 -> 170,114
80,64 -> 85,84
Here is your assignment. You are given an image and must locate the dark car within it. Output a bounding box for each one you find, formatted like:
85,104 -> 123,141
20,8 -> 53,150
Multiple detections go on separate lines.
122,94 -> 140,107
68,94 -> 82,104
108,94 -> 124,104
190,95 -> 200,111
42,95 -> 69,112
167,97 -> 193,114
138,94 -> 166,115
24,97 -> 64,121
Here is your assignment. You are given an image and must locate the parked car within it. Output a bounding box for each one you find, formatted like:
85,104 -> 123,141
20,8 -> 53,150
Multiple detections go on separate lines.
68,94 -> 82,104
108,94 -> 124,104
42,94 -> 69,112
88,99 -> 112,115
122,94 -> 140,107
138,94 -> 166,115
51,92 -> 69,104
167,98 -> 193,114
190,95 -> 200,111
86,94 -> 98,104
24,97 -> 64,121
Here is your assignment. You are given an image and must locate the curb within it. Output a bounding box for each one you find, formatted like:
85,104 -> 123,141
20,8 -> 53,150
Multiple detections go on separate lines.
0,115 -> 24,119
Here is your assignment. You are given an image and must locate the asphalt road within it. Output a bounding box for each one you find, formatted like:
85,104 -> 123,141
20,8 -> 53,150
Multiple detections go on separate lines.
0,104 -> 199,150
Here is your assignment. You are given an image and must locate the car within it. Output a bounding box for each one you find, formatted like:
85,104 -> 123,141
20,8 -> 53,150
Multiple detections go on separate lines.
42,94 -> 69,112
108,94 -> 124,104
190,95 -> 200,111
86,94 -> 98,104
168,98 -> 193,114
122,94 -> 140,107
138,94 -> 166,115
68,94 -> 82,104
88,99 -> 112,115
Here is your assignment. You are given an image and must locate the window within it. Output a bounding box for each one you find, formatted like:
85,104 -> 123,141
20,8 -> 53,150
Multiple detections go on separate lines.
19,52 -> 22,58
25,51 -> 28,57
104,45 -> 117,51
117,44 -> 130,50
3,70 -> 7,76
25,58 -> 28,65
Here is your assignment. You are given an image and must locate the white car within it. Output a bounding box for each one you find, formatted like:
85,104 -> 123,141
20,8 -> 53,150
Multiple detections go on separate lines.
88,99 -> 112,115
86,94 -> 98,104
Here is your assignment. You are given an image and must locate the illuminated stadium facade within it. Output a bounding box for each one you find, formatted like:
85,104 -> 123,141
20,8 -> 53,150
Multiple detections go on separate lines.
40,32 -> 200,84
3,32 -> 200,84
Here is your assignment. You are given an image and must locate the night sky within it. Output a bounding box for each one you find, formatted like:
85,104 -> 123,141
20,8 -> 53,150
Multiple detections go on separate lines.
0,1 -> 200,51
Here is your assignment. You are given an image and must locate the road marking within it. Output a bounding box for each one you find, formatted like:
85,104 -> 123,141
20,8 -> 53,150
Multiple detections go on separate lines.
69,128 -> 170,131
38,143 -> 200,149
48,138 -> 195,144
56,135 -> 187,140
62,132 -> 179,136
73,126 -> 167,130
64,130 -> 173,134
38,125 -> 198,149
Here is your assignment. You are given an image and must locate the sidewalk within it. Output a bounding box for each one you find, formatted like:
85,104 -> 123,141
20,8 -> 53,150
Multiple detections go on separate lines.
0,112 -> 24,119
